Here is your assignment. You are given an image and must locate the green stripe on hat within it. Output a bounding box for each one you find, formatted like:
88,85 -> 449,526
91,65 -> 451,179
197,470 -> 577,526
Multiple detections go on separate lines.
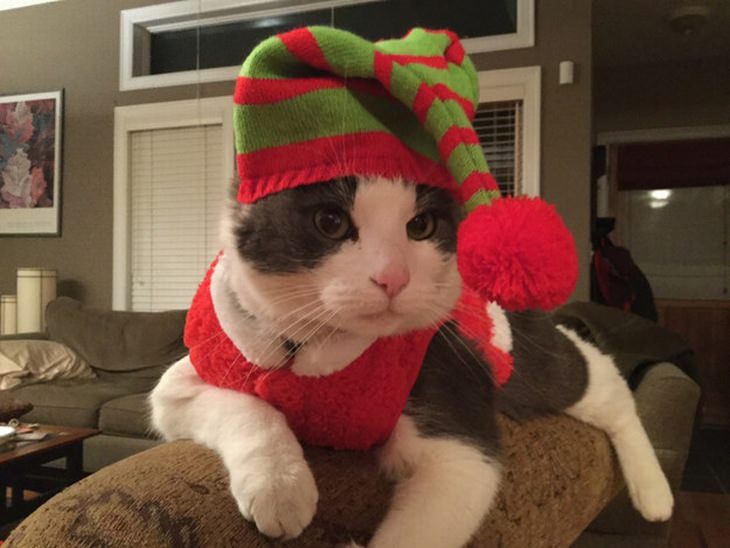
234,88 -> 440,162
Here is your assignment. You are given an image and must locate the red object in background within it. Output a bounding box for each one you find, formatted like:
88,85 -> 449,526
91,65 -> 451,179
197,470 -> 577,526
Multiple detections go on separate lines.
591,236 -> 658,321
616,138 -> 730,190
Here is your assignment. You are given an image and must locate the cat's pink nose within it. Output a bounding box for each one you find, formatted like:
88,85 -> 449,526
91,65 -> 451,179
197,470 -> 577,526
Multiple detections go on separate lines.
371,267 -> 410,299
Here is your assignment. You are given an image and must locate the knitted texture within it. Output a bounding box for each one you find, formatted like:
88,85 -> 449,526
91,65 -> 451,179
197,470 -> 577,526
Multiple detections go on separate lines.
234,27 -> 500,209
185,258 -> 513,451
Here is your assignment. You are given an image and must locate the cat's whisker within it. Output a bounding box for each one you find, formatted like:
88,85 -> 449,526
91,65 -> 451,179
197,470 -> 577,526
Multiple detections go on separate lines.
252,303 -> 329,367
265,307 -> 340,373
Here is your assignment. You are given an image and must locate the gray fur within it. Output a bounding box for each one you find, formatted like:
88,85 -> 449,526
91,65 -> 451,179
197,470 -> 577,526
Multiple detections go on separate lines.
414,186 -> 464,254
405,322 -> 500,458
234,177 -> 358,273
496,310 -> 589,420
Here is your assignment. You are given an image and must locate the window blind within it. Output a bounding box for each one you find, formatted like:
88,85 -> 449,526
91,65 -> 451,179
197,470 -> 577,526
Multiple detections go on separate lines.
130,125 -> 225,312
474,100 -> 523,196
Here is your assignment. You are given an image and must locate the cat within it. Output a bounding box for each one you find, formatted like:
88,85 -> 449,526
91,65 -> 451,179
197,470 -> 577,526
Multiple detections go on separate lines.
149,175 -> 673,548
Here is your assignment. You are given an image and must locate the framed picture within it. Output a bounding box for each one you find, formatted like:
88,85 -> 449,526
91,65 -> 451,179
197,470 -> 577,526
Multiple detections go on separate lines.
0,90 -> 63,236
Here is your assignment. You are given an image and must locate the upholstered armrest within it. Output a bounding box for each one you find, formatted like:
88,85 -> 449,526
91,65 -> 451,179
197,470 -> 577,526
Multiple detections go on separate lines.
7,414 -> 621,547
577,362 -> 700,547
0,332 -> 48,342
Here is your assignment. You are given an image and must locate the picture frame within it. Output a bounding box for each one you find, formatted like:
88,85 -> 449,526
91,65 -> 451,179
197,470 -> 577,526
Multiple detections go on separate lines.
0,90 -> 63,236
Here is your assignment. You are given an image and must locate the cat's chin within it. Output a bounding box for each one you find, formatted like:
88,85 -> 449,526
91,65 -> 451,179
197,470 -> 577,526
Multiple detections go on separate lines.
335,311 -> 441,339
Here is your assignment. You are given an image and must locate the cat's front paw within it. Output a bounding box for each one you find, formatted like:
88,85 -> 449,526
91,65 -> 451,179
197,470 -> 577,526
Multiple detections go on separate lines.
231,458 -> 319,539
627,471 -> 674,522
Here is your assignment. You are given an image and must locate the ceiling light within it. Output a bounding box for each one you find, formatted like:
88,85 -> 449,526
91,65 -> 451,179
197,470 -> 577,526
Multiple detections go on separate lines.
650,189 -> 672,200
668,3 -> 712,37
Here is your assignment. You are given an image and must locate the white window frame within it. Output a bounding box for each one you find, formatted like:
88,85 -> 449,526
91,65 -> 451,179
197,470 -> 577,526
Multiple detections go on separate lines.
119,0 -> 534,91
112,97 -> 234,310
0,0 -> 59,11
477,66 -> 541,196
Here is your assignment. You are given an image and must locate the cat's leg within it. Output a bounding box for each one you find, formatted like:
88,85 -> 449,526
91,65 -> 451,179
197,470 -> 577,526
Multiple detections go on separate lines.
557,326 -> 673,521
370,417 -> 500,548
367,326 -> 501,548
149,357 -> 318,539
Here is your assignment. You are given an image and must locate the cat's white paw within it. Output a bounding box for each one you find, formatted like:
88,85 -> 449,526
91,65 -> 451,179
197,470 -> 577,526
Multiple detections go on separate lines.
231,458 -> 319,539
626,472 -> 674,522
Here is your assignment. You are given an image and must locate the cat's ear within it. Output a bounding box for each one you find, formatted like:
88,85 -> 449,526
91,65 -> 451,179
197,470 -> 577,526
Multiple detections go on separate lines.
457,197 -> 577,312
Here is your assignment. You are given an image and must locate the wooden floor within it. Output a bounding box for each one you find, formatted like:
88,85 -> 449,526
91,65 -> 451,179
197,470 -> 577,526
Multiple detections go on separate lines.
669,491 -> 730,548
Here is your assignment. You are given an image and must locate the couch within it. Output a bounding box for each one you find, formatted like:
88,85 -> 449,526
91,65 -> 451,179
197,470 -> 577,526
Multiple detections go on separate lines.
2,298 -> 700,546
3,297 -> 187,471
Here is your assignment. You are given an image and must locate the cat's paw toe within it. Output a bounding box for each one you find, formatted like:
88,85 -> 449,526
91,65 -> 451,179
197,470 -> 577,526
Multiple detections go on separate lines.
628,476 -> 674,522
233,459 -> 319,539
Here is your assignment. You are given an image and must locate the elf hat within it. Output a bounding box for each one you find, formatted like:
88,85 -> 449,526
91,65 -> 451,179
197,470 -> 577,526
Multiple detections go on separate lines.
234,27 -> 577,311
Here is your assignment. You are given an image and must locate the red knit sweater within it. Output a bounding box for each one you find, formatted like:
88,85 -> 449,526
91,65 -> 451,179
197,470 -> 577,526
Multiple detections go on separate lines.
186,257 -> 513,450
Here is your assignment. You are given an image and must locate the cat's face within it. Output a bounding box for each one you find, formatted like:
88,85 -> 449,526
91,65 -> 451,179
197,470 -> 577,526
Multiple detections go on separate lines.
223,176 -> 463,340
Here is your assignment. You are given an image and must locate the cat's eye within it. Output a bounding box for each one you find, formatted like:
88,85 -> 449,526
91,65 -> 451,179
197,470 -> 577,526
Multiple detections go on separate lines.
407,212 -> 437,241
314,207 -> 351,240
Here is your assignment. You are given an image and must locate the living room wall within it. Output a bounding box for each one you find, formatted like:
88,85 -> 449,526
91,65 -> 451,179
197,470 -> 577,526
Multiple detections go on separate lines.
594,57 -> 730,134
0,0 -> 591,309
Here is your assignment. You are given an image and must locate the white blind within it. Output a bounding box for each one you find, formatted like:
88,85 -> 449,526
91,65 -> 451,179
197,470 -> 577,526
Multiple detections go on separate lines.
130,125 -> 225,312
474,100 -> 523,196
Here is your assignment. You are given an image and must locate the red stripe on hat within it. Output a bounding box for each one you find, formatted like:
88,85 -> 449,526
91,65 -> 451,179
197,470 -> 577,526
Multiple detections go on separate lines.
438,126 -> 481,159
387,53 -> 449,69
459,171 -> 500,199
432,83 -> 475,120
237,132 -> 455,203
374,51 -> 393,89
421,29 -> 465,65
445,39 -> 465,65
234,76 -> 388,105
234,76 -> 341,104
278,28 -> 330,71
412,83 -> 436,124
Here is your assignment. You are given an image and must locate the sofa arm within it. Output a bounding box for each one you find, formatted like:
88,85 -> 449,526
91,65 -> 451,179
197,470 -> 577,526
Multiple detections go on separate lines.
7,414 -> 622,547
578,362 -> 701,546
0,332 -> 48,341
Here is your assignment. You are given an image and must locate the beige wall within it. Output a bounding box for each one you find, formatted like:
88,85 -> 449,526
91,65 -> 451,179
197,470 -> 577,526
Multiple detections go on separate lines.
594,57 -> 730,134
0,0 -> 231,307
0,0 -> 592,308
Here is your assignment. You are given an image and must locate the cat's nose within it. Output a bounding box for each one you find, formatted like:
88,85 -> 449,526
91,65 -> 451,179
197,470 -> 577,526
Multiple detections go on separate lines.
370,267 -> 410,299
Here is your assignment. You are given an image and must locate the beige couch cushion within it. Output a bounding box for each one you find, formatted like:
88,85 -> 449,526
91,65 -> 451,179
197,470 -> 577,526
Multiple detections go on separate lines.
46,297 -> 187,372
99,393 -> 153,438
12,379 -> 150,428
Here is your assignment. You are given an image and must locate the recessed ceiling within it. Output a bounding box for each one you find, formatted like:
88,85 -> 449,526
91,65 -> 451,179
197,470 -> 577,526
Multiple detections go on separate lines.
593,0 -> 730,67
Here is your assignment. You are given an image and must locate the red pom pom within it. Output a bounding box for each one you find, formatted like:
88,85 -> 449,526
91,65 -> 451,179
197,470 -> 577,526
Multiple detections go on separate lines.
457,197 -> 578,311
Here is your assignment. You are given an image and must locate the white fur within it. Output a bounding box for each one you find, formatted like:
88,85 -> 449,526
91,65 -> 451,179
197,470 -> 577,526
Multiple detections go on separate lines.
560,326 -> 674,521
486,301 -> 512,353
210,254 -> 289,368
149,358 -> 318,538
373,416 -> 501,548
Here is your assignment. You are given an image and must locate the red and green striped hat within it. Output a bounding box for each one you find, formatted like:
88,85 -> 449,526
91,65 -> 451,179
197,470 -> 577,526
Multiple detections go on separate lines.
234,26 -> 578,311
234,26 -> 498,211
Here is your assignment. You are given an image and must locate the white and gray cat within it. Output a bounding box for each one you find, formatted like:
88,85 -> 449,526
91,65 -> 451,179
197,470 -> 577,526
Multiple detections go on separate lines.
150,175 -> 673,548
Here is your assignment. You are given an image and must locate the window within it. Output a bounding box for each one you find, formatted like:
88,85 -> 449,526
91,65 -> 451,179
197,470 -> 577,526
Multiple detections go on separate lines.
129,125 -> 224,311
0,0 -> 60,11
477,66 -> 540,197
113,97 -> 234,311
474,100 -> 522,196
120,0 -> 534,90
606,136 -> 730,301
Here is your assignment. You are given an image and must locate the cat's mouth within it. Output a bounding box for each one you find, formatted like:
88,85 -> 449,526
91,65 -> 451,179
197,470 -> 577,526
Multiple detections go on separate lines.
359,309 -> 402,322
